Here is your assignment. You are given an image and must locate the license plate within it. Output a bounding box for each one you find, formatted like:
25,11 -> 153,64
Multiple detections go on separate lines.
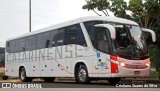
134,71 -> 140,75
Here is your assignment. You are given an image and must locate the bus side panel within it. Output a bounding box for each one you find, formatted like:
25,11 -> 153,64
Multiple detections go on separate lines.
5,53 -> 14,76
24,50 -> 40,77
38,48 -> 53,77
5,63 -> 12,76
98,53 -> 111,77
51,46 -> 67,77
65,45 -> 74,77
89,53 -> 112,78
90,56 -> 99,77
65,58 -> 73,77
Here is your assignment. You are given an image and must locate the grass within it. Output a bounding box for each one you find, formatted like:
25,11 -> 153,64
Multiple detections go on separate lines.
0,72 -> 3,77
150,71 -> 160,78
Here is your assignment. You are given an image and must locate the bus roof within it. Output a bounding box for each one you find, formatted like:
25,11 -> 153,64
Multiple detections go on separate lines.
7,16 -> 139,41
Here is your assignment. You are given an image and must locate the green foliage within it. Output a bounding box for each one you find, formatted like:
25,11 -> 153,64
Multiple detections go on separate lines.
82,0 -> 110,11
110,0 -> 129,18
148,45 -> 160,68
150,71 -> 159,78
0,72 -> 3,77
82,0 -> 110,16
128,0 -> 143,15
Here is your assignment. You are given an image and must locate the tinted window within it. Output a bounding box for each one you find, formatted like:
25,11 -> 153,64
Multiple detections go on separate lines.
97,28 -> 109,53
25,36 -> 36,51
6,40 -> 15,53
37,32 -> 51,49
15,38 -> 25,52
65,24 -> 86,46
0,48 -> 5,54
51,28 -> 65,47
65,25 -> 77,44
84,21 -> 102,45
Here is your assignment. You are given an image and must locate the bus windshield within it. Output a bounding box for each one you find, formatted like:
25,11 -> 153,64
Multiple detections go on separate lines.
84,21 -> 148,60
112,24 -> 148,59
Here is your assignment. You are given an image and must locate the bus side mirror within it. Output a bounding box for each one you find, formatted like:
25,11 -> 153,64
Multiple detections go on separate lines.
141,28 -> 156,42
95,24 -> 116,40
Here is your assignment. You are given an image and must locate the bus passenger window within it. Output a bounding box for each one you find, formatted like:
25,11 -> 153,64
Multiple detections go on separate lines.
65,24 -> 87,46
51,28 -> 65,47
25,36 -> 36,51
6,40 -> 15,53
37,32 -> 51,49
15,38 -> 25,52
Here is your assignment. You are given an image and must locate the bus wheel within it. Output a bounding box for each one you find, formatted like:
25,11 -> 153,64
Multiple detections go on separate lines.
19,68 -> 32,82
107,78 -> 121,85
76,65 -> 90,84
43,77 -> 55,83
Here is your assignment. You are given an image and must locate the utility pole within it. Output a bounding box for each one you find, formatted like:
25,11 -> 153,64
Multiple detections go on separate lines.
29,0 -> 31,32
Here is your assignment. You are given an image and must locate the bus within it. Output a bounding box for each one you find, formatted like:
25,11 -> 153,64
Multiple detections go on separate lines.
5,16 -> 156,84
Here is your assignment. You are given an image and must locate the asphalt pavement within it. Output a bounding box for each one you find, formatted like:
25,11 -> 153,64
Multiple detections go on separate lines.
0,78 -> 160,88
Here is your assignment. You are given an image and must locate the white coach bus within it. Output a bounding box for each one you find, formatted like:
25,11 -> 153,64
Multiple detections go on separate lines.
5,16 -> 156,84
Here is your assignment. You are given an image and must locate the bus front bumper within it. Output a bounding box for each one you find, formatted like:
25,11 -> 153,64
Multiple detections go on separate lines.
111,66 -> 150,77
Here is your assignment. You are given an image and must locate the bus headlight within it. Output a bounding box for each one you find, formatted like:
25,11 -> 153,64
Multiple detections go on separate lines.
120,62 -> 125,67
146,63 -> 150,67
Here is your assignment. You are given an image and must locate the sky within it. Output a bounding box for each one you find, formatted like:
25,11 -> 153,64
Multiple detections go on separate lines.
0,0 -> 115,47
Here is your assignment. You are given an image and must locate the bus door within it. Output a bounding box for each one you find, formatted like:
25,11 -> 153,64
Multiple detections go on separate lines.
95,27 -> 111,77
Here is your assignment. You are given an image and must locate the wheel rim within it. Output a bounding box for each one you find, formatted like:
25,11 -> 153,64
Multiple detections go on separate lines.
21,70 -> 25,80
79,69 -> 87,82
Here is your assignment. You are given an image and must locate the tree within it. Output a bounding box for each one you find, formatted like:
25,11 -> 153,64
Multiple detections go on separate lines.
83,0 -> 160,71
83,0 -> 160,28
83,0 -> 110,16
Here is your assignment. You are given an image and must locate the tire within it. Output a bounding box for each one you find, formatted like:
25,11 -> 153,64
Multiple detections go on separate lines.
75,65 -> 90,84
19,68 -> 32,82
107,78 -> 121,85
43,77 -> 55,83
